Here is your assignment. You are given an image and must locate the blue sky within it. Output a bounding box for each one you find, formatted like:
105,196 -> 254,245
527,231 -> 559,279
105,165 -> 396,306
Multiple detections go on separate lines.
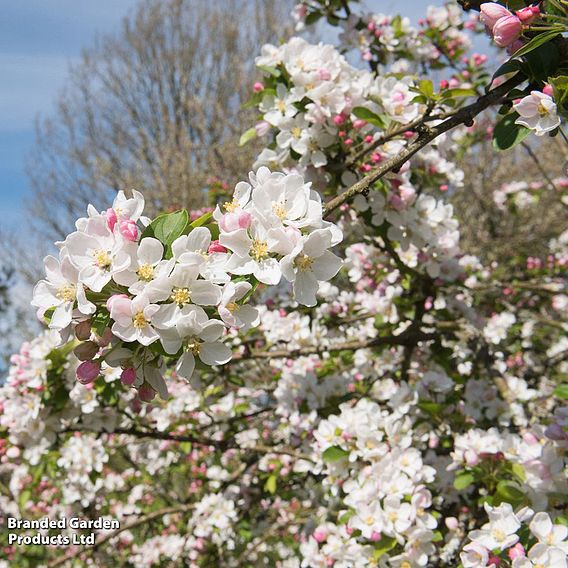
0,0 -> 460,229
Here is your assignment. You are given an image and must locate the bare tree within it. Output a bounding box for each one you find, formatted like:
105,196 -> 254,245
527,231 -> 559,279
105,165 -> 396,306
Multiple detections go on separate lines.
26,0 -> 293,243
452,131 -> 567,263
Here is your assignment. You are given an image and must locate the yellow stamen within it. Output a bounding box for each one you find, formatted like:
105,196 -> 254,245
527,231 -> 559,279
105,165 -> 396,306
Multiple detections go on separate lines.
251,239 -> 269,261
132,311 -> 147,329
272,202 -> 287,220
187,341 -> 201,355
223,199 -> 239,213
93,249 -> 112,269
226,301 -> 239,313
56,285 -> 76,303
137,263 -> 154,281
294,254 -> 314,271
538,102 -> 550,117
171,287 -> 191,306
291,126 -> 302,139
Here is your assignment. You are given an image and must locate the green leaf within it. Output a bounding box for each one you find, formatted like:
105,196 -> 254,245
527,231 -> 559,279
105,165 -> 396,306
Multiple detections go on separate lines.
239,127 -> 257,147
553,384 -> 568,399
141,210 -> 189,249
419,79 -> 434,99
491,60 -> 521,84
351,107 -> 386,129
492,112 -> 531,151
521,41 -> 560,83
512,29 -> 562,59
494,481 -> 525,507
444,88 -> 476,98
322,446 -> 349,462
189,210 -> 213,229
454,471 -> 474,490
372,536 -> 396,560
264,474 -> 277,494
257,64 -> 280,77
512,462 -> 527,482
550,75 -> 568,117
92,311 -> 110,337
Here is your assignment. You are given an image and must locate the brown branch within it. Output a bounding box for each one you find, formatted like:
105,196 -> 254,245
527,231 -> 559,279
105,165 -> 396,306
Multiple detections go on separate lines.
322,74 -> 526,217
48,502 -> 196,568
232,330 -> 437,361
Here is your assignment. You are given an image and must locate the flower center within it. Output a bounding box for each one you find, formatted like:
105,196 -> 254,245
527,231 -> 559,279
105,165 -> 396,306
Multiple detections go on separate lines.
291,126 -> 302,139
56,284 -> 76,303
538,102 -> 550,117
223,199 -> 240,213
251,239 -> 269,261
388,511 -> 398,522
132,311 -> 148,329
226,301 -> 239,313
171,287 -> 191,306
491,528 -> 505,542
187,340 -> 201,355
93,249 -> 112,269
294,254 -> 314,271
272,202 -> 287,220
137,263 -> 154,281
277,100 -> 287,113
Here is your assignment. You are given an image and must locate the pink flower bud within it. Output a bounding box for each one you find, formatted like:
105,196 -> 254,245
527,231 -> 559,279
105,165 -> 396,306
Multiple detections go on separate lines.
353,119 -> 367,129
255,121 -> 271,137
507,38 -> 525,55
76,360 -> 101,385
508,543 -> 525,560
208,240 -> 228,254
121,368 -> 137,386
543,84 -> 554,97
106,208 -> 118,231
138,384 -> 156,402
445,517 -> 459,531
313,529 -> 327,543
364,135 -> 373,143
106,294 -> 129,312
333,114 -> 346,125
318,68 -> 331,81
119,219 -> 139,242
516,6 -> 539,23
344,138 -> 353,146
220,210 -> 252,232
488,555 -> 501,566
440,79 -> 449,89
370,531 -> 382,542
253,82 -> 264,93
493,15 -> 522,48
480,3 -> 513,31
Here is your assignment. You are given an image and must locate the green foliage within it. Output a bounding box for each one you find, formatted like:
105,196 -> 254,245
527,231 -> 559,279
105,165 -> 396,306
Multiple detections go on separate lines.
239,127 -> 257,147
351,106 -> 387,129
492,112 -> 530,150
140,210 -> 189,258
322,446 -> 349,462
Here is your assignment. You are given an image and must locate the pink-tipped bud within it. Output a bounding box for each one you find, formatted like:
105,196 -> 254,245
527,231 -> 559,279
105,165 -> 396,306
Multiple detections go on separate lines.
74,341 -> 99,362
445,517 -> 459,531
121,367 -> 137,386
480,3 -> 512,31
208,240 -> 228,254
76,360 -> 101,385
318,68 -> 331,81
312,529 -> 327,543
353,119 -> 367,129
119,219 -> 139,242
106,294 -> 129,312
493,15 -> 522,48
440,79 -> 449,89
219,210 -> 252,232
333,114 -> 346,126
508,543 -> 525,560
253,82 -> 264,93
543,84 -> 554,97
370,531 -> 382,542
516,6 -> 539,23
138,384 -> 156,402
106,208 -> 118,231
255,121 -> 271,137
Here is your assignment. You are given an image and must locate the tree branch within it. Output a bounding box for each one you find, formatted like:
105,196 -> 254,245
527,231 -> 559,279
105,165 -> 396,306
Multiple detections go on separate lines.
323,74 -> 525,217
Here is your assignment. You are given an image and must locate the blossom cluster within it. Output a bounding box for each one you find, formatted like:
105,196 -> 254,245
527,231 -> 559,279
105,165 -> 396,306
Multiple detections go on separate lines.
31,168 -> 342,399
